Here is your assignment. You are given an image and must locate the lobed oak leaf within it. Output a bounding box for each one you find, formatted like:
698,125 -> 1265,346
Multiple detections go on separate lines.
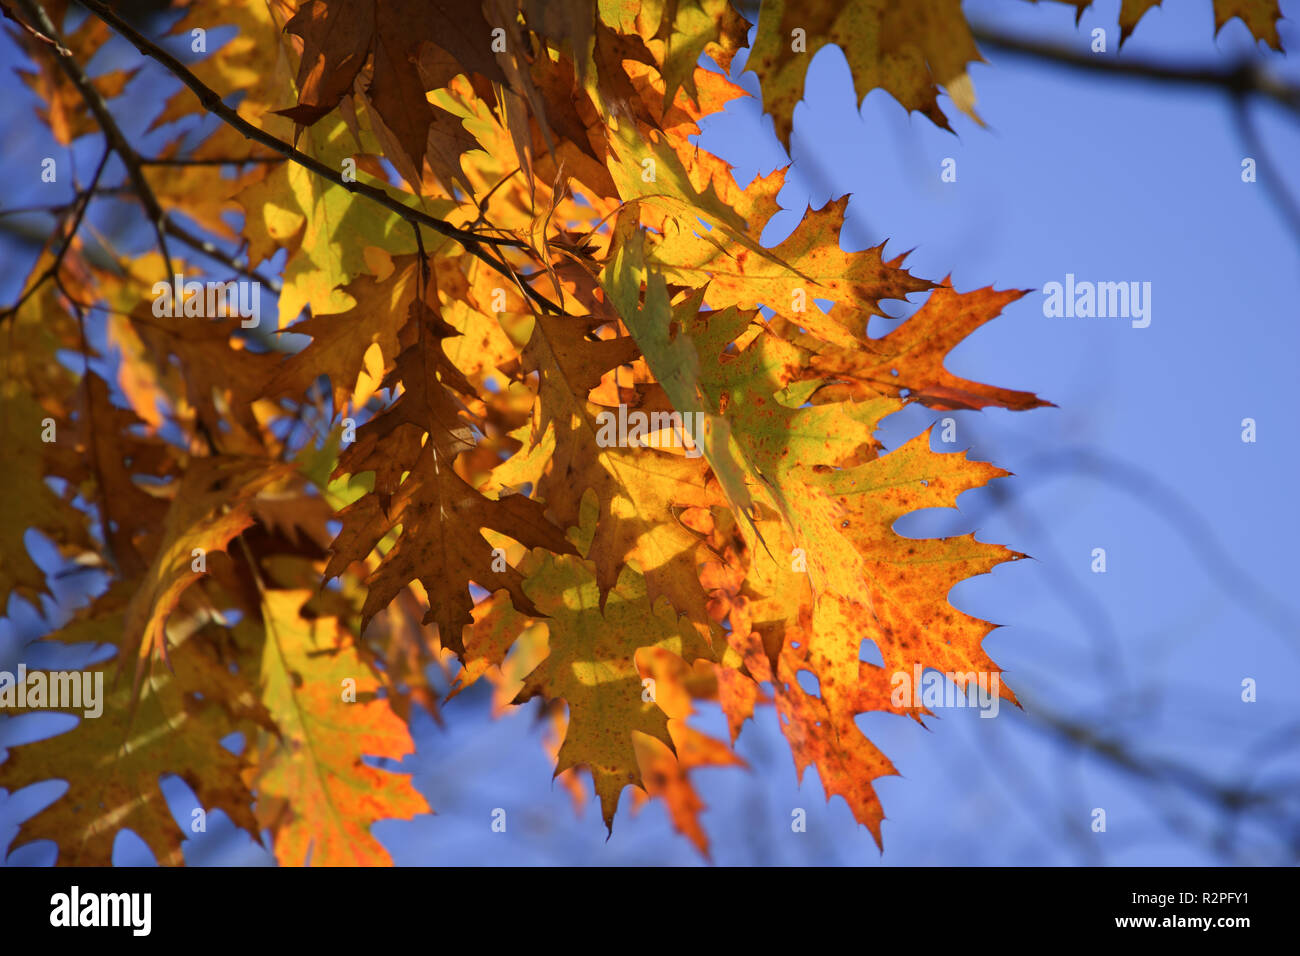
512,529 -> 713,830
798,281 -> 1052,412
0,386 -> 93,611
646,171 -> 933,347
2,593 -> 264,866
1104,0 -> 1285,47
519,266 -> 719,622
632,721 -> 746,858
746,0 -> 984,151
239,589 -> 429,866
233,115 -> 425,327
0,277 -> 96,609
326,383 -> 578,655
655,266 -> 1032,839
121,456 -> 295,700
279,0 -> 505,187
266,258 -> 419,410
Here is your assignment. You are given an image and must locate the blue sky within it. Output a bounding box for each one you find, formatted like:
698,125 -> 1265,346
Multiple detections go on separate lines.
2,0 -> 1298,865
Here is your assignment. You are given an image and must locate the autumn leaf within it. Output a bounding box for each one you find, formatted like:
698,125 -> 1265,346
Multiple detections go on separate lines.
2,590 -> 265,867
632,722 -> 745,858
511,515 -> 713,829
799,281 -> 1053,412
513,261 -> 719,624
318,291 -> 580,653
600,0 -> 751,109
646,268 -> 1033,841
15,0 -> 1240,864
234,115 -> 426,327
266,257 -> 420,410
278,0 -> 505,189
0,276 -> 94,610
330,445 -> 578,654
239,589 -> 429,866
121,456 -> 295,697
746,0 -> 984,149
9,10 -> 136,145
0,387 -> 92,610
1095,0 -> 1285,47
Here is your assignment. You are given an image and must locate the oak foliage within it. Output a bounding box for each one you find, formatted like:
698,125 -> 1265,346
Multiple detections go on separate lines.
0,0 -> 1281,864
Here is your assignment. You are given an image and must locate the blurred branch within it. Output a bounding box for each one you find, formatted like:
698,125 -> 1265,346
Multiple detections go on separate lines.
1229,95 -> 1300,242
139,155 -> 284,167
0,186 -> 134,219
1018,698 -> 1298,835
964,445 -> 1300,652
161,217 -> 282,294
0,147 -> 110,321
979,478 -> 1131,694
969,24 -> 1300,119
8,0 -> 176,285
0,184 -> 280,294
961,437 -> 1300,860
971,23 -> 1300,245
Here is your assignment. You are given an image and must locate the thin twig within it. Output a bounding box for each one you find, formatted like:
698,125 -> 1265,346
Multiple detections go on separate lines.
0,185 -> 134,219
162,216 -> 283,294
0,147 -> 111,321
13,0 -> 176,279
140,155 -> 285,167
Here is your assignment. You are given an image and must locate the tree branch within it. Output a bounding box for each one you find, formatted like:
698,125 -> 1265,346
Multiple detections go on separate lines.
970,23 -> 1300,119
12,0 -> 176,278
161,216 -> 283,295
73,0 -> 566,314
971,25 -> 1300,246
140,155 -> 285,167
0,147 -> 111,322
0,185 -> 134,219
